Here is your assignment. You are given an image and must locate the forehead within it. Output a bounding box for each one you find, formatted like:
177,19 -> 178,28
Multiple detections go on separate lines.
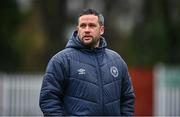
78,14 -> 99,23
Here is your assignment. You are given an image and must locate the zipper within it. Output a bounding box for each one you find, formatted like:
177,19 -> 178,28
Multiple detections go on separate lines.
94,52 -> 104,115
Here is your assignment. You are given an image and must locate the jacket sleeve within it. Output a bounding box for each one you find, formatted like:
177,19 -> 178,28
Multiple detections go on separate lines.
39,56 -> 67,116
120,63 -> 135,116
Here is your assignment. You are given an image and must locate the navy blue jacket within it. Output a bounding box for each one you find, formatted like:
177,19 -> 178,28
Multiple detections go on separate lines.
39,31 -> 135,116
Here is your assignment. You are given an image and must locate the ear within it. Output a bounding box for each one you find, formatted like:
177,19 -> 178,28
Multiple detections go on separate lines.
100,26 -> 104,35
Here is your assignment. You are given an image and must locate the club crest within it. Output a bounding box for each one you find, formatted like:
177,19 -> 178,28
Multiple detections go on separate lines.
110,66 -> 119,77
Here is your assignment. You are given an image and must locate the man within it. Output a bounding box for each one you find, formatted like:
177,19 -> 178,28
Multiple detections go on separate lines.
39,8 -> 135,116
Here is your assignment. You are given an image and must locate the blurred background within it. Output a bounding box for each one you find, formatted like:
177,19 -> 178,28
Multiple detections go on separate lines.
0,0 -> 180,116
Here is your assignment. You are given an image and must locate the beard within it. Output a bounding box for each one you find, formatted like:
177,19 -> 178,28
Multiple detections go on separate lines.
81,36 -> 100,48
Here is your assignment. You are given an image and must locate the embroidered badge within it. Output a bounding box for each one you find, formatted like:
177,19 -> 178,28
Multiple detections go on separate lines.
110,66 -> 119,77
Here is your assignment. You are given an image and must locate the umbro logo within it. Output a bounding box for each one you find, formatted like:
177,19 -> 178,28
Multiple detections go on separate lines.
77,68 -> 86,75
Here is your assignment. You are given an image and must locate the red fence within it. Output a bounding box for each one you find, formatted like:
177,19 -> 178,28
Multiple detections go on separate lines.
129,68 -> 153,116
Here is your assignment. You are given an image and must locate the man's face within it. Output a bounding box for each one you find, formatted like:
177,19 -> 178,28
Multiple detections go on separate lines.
77,14 -> 104,48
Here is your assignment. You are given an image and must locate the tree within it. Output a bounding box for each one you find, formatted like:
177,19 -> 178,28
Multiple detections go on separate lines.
0,0 -> 22,72
130,0 -> 180,67
37,0 -> 67,63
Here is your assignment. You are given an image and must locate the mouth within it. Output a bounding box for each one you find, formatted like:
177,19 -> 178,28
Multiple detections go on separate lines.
83,35 -> 93,40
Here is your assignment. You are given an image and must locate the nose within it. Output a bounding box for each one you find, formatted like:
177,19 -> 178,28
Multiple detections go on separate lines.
84,26 -> 90,32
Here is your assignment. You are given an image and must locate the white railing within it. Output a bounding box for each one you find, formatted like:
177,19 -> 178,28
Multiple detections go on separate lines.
0,74 -> 43,116
154,65 -> 180,116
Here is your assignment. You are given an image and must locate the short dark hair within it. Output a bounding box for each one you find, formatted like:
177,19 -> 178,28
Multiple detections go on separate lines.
78,8 -> 104,26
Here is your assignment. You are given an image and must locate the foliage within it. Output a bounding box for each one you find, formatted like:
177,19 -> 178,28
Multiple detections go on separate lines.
0,0 -> 180,72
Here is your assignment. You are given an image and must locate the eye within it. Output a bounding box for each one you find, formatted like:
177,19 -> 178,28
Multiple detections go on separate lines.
80,24 -> 86,28
89,23 -> 96,28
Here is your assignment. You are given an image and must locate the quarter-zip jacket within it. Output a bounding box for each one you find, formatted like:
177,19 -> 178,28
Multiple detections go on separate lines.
39,31 -> 135,116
